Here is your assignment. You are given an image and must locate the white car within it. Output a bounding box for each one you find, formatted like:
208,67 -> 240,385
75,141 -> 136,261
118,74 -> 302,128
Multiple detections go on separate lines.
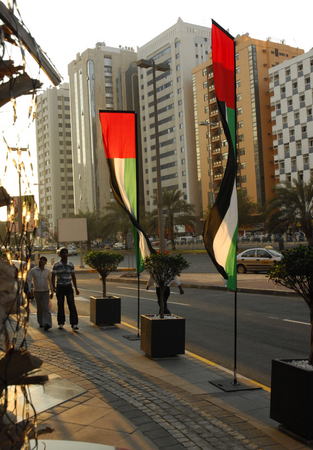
68,245 -> 78,255
113,242 -> 125,249
237,248 -> 282,273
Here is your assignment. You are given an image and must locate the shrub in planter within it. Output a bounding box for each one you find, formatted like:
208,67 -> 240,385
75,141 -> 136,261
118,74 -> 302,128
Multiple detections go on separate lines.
84,250 -> 124,325
268,245 -> 313,439
85,250 -> 124,297
141,253 -> 189,358
144,252 -> 189,318
268,245 -> 313,364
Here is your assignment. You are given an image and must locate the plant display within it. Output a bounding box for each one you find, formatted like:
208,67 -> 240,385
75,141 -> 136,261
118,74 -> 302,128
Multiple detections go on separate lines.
144,252 -> 189,318
267,245 -> 313,363
84,250 -> 124,297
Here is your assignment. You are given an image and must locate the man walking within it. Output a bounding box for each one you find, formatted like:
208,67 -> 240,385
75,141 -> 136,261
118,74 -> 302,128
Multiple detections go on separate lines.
27,256 -> 53,331
51,247 -> 79,331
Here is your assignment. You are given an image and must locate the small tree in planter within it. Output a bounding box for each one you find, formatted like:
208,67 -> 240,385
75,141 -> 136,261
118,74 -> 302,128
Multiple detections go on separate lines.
84,250 -> 124,325
141,252 -> 189,358
268,245 -> 313,363
267,245 -> 313,440
85,250 -> 124,297
144,252 -> 189,318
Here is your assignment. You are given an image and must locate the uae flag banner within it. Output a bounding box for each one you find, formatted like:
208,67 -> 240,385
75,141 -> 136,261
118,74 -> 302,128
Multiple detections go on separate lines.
203,20 -> 238,291
99,111 -> 154,272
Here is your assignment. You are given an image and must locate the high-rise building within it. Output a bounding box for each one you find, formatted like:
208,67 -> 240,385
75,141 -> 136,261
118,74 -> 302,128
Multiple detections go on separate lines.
35,83 -> 74,234
270,48 -> 313,184
193,35 -> 303,214
138,18 -> 211,217
68,43 -> 139,214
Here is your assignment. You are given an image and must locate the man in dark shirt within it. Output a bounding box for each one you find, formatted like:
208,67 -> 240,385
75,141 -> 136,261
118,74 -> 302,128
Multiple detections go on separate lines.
52,247 -> 79,330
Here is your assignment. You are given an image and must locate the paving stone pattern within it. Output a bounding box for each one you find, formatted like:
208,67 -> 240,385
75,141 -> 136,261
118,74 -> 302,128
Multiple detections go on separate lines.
30,343 -> 281,449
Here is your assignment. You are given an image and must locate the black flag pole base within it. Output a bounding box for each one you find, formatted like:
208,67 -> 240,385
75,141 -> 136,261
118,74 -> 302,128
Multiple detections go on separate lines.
210,378 -> 262,392
123,334 -> 141,341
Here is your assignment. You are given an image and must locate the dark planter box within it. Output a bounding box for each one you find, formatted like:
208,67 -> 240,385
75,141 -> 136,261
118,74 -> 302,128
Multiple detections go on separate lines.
140,314 -> 185,358
90,296 -> 121,326
270,358 -> 313,440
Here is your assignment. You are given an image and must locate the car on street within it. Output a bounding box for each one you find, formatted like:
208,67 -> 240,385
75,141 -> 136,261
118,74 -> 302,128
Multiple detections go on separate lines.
113,242 -> 126,250
42,245 -> 57,252
56,244 -> 78,255
236,247 -> 282,274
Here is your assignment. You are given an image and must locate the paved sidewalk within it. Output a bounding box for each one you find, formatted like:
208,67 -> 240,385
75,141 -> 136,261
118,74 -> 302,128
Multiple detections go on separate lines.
26,312 -> 307,449
24,268 -> 305,449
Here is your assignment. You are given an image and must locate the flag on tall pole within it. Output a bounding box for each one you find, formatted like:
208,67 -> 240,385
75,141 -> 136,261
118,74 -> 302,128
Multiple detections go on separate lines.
99,110 -> 154,272
203,20 -> 238,291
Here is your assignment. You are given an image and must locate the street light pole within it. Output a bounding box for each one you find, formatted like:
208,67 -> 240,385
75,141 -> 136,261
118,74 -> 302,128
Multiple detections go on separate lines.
199,121 -> 215,208
137,59 -> 170,252
151,60 -> 165,252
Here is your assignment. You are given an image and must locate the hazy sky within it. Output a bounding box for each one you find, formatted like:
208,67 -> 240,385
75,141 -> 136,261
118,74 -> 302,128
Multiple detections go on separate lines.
0,0 -> 312,218
19,0 -> 313,83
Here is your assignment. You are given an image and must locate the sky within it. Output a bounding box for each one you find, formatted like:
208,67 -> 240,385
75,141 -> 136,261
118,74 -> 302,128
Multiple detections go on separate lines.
1,0 -> 313,218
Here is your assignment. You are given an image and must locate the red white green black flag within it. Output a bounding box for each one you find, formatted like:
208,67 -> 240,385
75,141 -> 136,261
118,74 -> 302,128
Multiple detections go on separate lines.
203,20 -> 238,291
99,111 -> 154,272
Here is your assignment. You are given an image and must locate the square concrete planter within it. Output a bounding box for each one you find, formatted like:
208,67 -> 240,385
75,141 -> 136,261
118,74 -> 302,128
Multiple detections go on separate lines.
90,296 -> 121,326
140,314 -> 185,358
270,358 -> 313,440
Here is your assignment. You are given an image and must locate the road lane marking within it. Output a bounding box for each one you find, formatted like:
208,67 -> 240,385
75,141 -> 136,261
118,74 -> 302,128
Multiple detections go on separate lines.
268,316 -> 309,326
81,284 -> 180,295
78,289 -> 190,306
110,284 -> 180,295
283,319 -> 310,326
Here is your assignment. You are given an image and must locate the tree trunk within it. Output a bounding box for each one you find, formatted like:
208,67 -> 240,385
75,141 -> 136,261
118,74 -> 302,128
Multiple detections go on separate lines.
159,285 -> 165,319
310,310 -> 313,365
101,276 -> 107,297
169,214 -> 175,250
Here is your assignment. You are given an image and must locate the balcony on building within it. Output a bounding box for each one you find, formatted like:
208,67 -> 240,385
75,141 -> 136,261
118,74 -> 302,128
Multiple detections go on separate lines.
210,109 -> 218,117
210,121 -> 219,130
212,146 -> 221,154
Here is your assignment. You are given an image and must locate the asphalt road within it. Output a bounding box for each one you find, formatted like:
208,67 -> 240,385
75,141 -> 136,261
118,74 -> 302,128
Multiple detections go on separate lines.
49,273 -> 310,387
42,251 -> 218,273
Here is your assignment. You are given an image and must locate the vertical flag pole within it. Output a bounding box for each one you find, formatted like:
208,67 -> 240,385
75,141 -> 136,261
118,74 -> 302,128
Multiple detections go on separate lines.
137,269 -> 140,337
204,23 -> 259,392
99,110 -> 155,341
233,290 -> 238,385
233,40 -> 238,386
135,112 -> 141,337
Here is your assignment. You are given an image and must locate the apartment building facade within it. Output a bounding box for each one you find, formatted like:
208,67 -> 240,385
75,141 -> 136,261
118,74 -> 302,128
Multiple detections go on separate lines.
137,18 -> 211,217
193,35 -> 303,215
68,43 -> 139,214
270,48 -> 313,184
35,83 -> 74,234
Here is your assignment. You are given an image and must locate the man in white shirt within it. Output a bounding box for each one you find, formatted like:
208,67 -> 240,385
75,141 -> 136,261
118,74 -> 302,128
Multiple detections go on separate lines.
27,256 -> 53,331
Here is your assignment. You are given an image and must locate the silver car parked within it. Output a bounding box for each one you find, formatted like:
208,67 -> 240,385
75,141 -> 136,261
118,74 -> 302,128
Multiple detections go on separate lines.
236,248 -> 282,273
